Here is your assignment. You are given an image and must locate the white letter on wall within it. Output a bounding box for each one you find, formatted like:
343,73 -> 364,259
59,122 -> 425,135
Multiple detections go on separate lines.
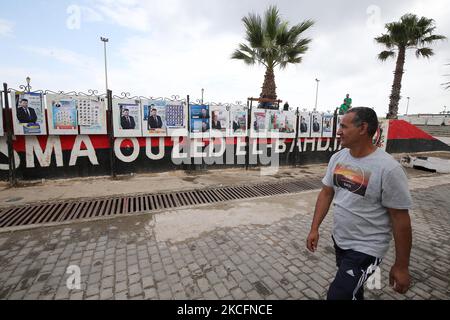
114,138 -> 140,163
69,135 -> 99,166
26,136 -> 63,168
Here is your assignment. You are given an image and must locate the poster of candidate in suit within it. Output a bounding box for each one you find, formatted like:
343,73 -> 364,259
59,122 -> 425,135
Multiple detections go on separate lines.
228,105 -> 247,137
298,112 -> 311,138
142,100 -> 167,137
322,113 -> 334,138
190,104 -> 210,138
112,99 -> 142,137
46,94 -> 78,135
210,105 -> 228,138
310,112 -> 322,138
12,92 -> 47,135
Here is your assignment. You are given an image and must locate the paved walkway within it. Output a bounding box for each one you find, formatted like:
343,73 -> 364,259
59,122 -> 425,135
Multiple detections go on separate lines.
0,170 -> 449,300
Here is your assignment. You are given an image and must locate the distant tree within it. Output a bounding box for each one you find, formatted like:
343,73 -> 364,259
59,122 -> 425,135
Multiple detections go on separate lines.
375,13 -> 446,119
232,5 -> 314,101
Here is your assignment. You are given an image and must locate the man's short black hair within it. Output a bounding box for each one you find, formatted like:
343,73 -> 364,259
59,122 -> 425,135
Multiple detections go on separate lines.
346,107 -> 379,137
20,98 -> 28,103
123,108 -> 129,112
151,108 -> 157,112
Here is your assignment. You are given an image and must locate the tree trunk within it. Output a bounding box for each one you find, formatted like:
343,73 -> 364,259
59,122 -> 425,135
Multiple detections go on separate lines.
260,67 -> 277,100
387,46 -> 406,119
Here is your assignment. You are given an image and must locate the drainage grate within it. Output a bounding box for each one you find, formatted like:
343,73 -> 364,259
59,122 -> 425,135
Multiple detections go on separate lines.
0,177 -> 323,230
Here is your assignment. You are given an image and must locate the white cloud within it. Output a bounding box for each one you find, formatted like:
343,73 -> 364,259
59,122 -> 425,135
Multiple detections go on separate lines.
21,46 -> 98,70
0,18 -> 13,37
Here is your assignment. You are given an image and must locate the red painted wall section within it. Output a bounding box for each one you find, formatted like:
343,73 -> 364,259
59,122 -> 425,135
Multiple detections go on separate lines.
387,120 -> 435,140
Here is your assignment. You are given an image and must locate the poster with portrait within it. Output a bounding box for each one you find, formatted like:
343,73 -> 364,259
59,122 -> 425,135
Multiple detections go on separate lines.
112,98 -> 142,137
166,101 -> 188,136
322,113 -> 334,138
298,112 -> 311,138
250,109 -> 268,138
78,96 -> 107,135
336,115 -> 344,131
228,105 -> 247,137
142,99 -> 167,137
0,92 -> 4,136
11,92 -> 47,135
267,110 -> 296,138
190,104 -> 210,138
210,105 -> 229,138
46,94 -> 78,135
310,112 -> 322,138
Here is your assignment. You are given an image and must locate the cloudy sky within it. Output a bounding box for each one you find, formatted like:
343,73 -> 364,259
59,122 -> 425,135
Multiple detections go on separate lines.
1,0 -> 449,116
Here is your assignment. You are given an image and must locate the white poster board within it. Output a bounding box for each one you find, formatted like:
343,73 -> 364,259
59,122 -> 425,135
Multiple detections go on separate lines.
189,104 -> 211,139
322,113 -> 334,138
210,105 -> 229,138
46,94 -> 78,135
11,92 -> 47,135
310,112 -> 322,138
250,109 -> 268,138
78,96 -> 107,135
266,110 -> 296,138
142,100 -> 167,137
166,101 -> 188,137
336,115 -> 344,134
228,105 -> 247,137
112,98 -> 142,137
298,112 -> 311,138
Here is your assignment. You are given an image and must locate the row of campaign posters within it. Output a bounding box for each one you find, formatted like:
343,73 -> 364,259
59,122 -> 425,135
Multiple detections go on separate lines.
1,92 -> 338,138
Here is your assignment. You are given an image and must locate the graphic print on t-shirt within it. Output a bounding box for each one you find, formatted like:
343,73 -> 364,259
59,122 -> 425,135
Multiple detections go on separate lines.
333,163 -> 371,196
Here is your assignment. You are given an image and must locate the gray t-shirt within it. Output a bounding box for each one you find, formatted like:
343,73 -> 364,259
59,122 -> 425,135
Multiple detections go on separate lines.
322,148 -> 412,258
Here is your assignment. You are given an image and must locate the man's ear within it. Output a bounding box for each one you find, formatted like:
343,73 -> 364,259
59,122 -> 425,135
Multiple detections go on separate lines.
359,122 -> 369,136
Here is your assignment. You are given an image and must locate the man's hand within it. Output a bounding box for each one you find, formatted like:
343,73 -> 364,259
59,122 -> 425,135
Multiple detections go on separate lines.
306,229 -> 319,253
389,264 -> 410,294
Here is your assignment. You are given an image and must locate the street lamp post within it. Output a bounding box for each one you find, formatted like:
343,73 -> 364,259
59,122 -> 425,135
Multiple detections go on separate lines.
100,37 -> 109,94
314,78 -> 320,111
201,88 -> 204,104
406,97 -> 410,115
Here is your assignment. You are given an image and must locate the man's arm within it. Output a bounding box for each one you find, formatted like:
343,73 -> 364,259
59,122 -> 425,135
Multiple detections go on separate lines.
306,186 -> 335,252
388,208 -> 412,294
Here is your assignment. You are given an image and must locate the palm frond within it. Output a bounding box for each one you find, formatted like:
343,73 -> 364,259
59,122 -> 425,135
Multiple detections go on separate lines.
420,34 -> 447,44
242,14 -> 263,48
378,50 -> 396,61
375,34 -> 394,48
415,47 -> 434,58
264,5 -> 281,41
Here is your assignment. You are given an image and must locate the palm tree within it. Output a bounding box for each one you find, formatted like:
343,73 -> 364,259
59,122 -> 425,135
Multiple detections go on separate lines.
375,14 -> 446,119
231,6 -> 314,102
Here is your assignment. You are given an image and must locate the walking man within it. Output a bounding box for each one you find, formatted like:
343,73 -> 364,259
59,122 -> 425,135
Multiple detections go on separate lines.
306,107 -> 412,300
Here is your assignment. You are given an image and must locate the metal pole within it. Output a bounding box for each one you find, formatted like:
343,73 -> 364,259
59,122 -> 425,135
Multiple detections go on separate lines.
201,88 -> 204,104
3,83 -> 17,186
100,37 -> 109,95
106,89 -> 116,179
292,107 -> 300,167
406,97 -> 410,115
314,78 -> 320,111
